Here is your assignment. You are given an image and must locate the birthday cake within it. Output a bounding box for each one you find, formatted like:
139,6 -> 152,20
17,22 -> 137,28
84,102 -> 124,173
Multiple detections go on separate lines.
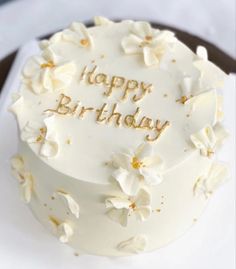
10,17 -> 229,256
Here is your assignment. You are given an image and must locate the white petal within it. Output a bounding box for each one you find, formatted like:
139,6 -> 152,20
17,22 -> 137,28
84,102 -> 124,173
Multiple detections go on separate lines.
10,155 -> 24,173
41,68 -> 54,91
106,208 -> 129,227
117,234 -> 148,253
9,94 -> 24,119
112,152 -> 131,170
121,34 -> 143,54
140,167 -> 163,185
21,121 -> 42,143
94,16 -> 113,26
190,125 -> 217,156
56,191 -> 80,218
180,76 -> 193,97
40,139 -> 59,158
194,60 -> 227,89
205,162 -> 229,192
112,168 -> 141,196
135,206 -> 151,221
58,222 -> 74,243
131,21 -> 153,38
214,123 -> 229,148
196,45 -> 208,61
135,143 -> 152,161
19,172 -> 33,203
52,62 -> 76,89
22,56 -> 42,78
143,46 -> 159,66
105,197 -> 130,209
134,188 -> 151,207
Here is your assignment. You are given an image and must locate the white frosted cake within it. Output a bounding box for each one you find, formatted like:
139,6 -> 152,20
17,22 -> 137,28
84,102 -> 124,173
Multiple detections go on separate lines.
10,17 -> 230,256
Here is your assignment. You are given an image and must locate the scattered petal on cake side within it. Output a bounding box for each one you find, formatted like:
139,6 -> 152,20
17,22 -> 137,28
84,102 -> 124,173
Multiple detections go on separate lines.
94,16 -> 114,26
56,190 -> 80,219
10,155 -> 34,203
193,162 -> 229,198
117,234 -> 148,254
62,22 -> 93,48
8,93 -> 24,120
49,216 -> 74,243
190,124 -> 228,157
105,188 -> 152,226
121,21 -> 176,66
112,143 -> 163,196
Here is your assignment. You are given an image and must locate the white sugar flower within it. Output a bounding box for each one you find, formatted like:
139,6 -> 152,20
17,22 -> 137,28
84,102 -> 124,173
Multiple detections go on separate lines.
10,155 -> 34,203
21,116 -> 59,158
112,143 -> 163,196
62,22 -> 93,48
49,216 -> 74,243
196,45 -> 208,61
56,191 -> 80,219
23,50 -> 76,94
117,234 -> 148,254
190,124 -> 228,157
9,93 -> 24,120
193,162 -> 229,198
121,21 -> 176,66
105,188 -> 151,227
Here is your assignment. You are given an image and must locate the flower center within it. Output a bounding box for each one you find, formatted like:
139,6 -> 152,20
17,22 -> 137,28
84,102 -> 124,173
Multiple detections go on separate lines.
145,35 -> 153,41
80,38 -> 89,47
131,156 -> 143,169
207,149 -> 214,157
129,202 -> 137,210
36,127 -> 47,143
40,60 -> 55,69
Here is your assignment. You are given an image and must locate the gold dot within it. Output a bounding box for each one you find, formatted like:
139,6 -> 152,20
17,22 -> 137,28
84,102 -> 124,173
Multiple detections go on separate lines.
43,203 -> 47,207
66,139 -> 71,145
163,94 -> 168,98
100,54 -> 105,59
80,39 -> 89,46
51,196 -> 55,200
74,252 -> 79,257
193,218 -> 197,222
156,209 -> 161,212
186,114 -> 190,118
145,35 -> 153,41
172,59 -> 176,63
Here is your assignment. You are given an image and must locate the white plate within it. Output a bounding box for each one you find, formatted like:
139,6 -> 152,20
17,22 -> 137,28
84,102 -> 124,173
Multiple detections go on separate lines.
0,42 -> 235,269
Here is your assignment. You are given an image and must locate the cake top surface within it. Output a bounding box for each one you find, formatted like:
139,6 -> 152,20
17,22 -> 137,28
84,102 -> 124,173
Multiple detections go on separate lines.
11,17 -> 227,184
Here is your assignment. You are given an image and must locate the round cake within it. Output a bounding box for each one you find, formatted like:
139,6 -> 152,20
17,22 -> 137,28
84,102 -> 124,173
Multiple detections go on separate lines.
10,17 -> 229,256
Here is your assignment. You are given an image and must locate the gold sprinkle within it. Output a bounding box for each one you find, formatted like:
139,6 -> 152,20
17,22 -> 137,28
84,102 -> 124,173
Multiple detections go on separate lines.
74,252 -> 79,257
66,139 -> 71,145
186,114 -> 190,118
91,60 -> 95,63
100,54 -> 105,59
193,218 -> 197,222
51,196 -> 55,200
156,209 -> 161,212
172,59 -> 176,63
161,195 -> 164,199
163,94 -> 168,98
131,156 -> 143,169
43,203 -> 47,207
80,39 -> 89,46
40,60 -> 55,69
161,202 -> 164,205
